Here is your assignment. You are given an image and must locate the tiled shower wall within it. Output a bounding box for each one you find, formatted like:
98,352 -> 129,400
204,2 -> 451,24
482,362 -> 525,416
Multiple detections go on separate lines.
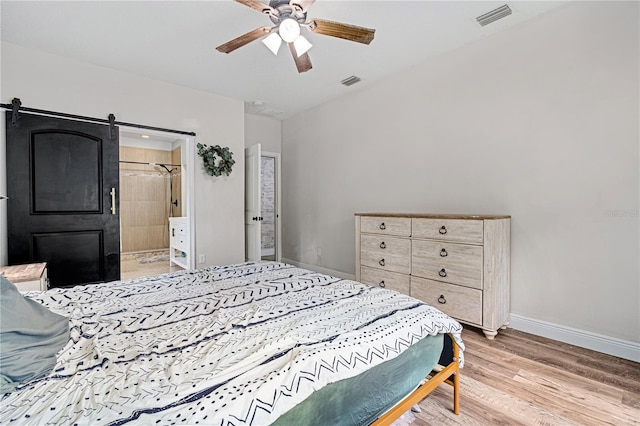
120,146 -> 181,253
261,156 -> 275,255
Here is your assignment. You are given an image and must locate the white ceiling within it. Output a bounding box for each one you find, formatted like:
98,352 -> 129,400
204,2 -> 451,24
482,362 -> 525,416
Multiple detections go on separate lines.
1,1 -> 564,120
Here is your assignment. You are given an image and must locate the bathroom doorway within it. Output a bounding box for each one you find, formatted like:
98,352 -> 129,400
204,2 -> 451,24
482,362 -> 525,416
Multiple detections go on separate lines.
119,129 -> 194,280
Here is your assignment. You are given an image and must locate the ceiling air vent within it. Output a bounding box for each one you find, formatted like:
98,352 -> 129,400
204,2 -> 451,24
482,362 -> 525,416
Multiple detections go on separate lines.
340,75 -> 361,87
476,4 -> 512,27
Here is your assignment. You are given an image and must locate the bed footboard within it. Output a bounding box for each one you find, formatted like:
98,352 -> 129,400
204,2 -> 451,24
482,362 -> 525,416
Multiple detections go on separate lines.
371,333 -> 460,425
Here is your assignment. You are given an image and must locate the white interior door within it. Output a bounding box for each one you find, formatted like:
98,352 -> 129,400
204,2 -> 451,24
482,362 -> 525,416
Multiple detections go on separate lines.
245,143 -> 261,262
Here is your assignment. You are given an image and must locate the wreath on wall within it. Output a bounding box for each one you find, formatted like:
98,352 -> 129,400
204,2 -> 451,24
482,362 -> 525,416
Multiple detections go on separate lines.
196,143 -> 235,177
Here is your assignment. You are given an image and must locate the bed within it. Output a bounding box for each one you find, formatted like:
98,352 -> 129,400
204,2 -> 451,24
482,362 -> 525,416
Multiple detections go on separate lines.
1,262 -> 463,425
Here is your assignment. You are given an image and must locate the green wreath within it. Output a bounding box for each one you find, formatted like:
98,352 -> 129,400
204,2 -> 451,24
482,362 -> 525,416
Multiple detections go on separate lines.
196,143 -> 235,177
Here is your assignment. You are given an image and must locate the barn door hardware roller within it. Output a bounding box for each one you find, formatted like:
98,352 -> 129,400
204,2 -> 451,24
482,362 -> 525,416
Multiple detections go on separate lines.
11,98 -> 21,126
108,113 -> 117,140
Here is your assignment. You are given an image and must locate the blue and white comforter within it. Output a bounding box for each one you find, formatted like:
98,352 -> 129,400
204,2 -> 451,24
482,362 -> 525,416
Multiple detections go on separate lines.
1,262 -> 463,425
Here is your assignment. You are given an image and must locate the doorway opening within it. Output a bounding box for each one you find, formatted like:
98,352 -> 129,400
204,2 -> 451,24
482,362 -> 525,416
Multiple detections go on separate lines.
261,155 -> 276,261
261,151 -> 281,262
244,144 -> 281,263
119,129 -> 194,280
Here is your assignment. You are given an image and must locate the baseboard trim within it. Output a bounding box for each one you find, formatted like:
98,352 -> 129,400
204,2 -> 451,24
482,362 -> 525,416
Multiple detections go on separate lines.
509,314 -> 640,362
281,258 -> 355,281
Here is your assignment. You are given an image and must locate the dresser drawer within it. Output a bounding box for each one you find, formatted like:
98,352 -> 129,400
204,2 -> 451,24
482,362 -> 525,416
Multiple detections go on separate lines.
360,235 -> 411,274
412,218 -> 483,244
361,234 -> 410,257
411,277 -> 482,326
171,235 -> 188,252
361,216 -> 411,237
360,266 -> 410,295
412,240 -> 483,289
171,223 -> 188,237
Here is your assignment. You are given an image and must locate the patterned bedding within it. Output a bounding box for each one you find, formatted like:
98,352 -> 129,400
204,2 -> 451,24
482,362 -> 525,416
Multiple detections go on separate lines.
1,262 -> 464,425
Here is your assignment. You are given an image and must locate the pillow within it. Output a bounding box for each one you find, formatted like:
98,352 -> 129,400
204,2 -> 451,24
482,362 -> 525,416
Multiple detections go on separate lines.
0,274 -> 69,393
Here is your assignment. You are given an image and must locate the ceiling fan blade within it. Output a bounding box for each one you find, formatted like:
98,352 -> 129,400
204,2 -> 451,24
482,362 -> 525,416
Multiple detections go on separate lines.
290,0 -> 315,13
307,19 -> 375,45
216,26 -> 273,54
288,43 -> 312,73
234,0 -> 275,15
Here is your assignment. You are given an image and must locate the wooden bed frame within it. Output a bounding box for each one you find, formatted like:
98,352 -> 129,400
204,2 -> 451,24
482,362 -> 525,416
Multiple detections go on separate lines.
372,333 -> 461,425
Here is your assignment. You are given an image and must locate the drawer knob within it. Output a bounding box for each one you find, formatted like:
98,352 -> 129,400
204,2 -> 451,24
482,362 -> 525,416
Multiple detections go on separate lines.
379,222 -> 386,230
379,280 -> 386,288
379,259 -> 385,266
439,225 -> 447,235
440,248 -> 448,257
380,241 -> 386,249
438,295 -> 447,304
438,268 -> 447,278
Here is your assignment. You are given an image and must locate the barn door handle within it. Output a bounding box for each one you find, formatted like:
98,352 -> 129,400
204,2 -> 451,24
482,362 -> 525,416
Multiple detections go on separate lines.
109,188 -> 117,214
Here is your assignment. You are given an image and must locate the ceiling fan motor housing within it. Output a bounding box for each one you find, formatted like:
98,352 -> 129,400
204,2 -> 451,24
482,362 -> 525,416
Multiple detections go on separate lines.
268,0 -> 308,25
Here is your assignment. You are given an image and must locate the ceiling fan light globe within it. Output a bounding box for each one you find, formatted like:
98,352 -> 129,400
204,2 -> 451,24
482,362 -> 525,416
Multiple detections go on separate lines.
279,18 -> 301,43
262,32 -> 282,55
293,35 -> 312,57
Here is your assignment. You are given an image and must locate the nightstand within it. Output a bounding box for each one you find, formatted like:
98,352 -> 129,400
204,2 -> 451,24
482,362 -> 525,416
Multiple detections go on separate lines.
0,262 -> 48,292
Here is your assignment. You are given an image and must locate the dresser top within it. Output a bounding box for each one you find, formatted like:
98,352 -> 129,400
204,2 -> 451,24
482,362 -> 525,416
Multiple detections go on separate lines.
1,262 -> 47,283
354,213 -> 511,220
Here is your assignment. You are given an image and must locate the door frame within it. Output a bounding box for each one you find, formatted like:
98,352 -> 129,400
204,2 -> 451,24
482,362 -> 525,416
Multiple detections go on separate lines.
119,126 -> 195,269
245,144 -> 262,262
1,113 -> 8,266
262,151 -> 282,262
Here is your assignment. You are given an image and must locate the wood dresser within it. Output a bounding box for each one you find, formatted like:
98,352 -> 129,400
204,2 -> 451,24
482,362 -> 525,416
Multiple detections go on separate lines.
355,214 -> 510,339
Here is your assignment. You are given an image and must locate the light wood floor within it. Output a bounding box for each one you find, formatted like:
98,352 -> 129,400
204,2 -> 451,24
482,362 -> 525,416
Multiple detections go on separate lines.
120,251 -> 183,281
392,326 -> 640,426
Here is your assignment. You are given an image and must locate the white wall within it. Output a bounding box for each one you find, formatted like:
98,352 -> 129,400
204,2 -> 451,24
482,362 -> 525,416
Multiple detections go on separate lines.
245,113 -> 281,153
0,42 -> 246,268
281,2 -> 639,345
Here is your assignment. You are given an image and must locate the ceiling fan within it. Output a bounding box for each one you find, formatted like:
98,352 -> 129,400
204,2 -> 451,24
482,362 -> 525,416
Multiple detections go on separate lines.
216,0 -> 376,73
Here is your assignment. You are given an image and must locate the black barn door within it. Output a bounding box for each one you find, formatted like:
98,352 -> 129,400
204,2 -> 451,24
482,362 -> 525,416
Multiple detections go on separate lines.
6,112 -> 120,287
